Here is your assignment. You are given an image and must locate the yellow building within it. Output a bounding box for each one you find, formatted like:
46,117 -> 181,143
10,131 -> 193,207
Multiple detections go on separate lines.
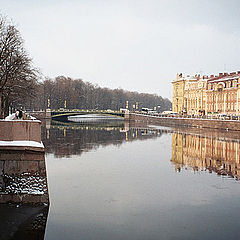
172,73 -> 185,113
172,71 -> 240,116
183,75 -> 207,115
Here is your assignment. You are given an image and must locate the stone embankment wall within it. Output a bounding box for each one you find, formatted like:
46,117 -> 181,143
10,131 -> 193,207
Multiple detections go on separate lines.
0,150 -> 49,204
0,120 -> 42,142
128,113 -> 240,131
0,121 -> 48,204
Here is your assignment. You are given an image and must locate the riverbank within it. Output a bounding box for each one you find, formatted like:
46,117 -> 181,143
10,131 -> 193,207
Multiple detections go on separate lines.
128,113 -> 240,131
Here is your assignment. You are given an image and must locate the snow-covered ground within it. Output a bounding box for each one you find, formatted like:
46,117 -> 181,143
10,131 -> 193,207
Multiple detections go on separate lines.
0,173 -> 47,195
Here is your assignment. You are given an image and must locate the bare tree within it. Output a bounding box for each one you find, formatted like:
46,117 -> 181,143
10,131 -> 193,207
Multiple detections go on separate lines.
0,15 -> 38,118
28,76 -> 171,112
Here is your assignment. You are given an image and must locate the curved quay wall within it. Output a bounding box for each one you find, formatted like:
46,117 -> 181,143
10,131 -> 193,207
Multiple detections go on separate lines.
128,113 -> 240,131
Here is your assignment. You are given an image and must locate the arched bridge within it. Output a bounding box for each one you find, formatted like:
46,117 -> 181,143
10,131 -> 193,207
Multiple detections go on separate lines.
49,109 -> 125,121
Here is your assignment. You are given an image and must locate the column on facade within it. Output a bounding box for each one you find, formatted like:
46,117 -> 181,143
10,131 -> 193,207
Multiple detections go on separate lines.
224,92 -> 226,114
237,90 -> 239,115
216,94 -> 218,112
235,142 -> 238,163
223,141 -> 226,159
205,93 -> 208,113
197,93 -> 199,115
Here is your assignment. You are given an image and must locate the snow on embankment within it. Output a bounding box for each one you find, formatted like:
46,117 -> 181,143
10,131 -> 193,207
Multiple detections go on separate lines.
0,140 -> 44,148
0,114 -> 43,151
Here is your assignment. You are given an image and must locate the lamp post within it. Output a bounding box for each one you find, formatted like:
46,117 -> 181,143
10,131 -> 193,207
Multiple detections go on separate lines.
136,102 -> 138,111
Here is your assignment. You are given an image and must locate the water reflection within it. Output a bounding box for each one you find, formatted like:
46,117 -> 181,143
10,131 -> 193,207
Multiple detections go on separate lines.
171,129 -> 240,180
44,121 -> 240,240
68,113 -> 124,123
0,149 -> 49,240
42,120 -> 167,158
43,119 -> 240,181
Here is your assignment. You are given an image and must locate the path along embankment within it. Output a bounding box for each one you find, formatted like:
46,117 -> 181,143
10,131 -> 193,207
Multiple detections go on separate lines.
127,113 -> 240,131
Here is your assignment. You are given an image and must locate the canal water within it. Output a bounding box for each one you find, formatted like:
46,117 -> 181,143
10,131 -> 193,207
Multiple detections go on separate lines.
43,119 -> 240,240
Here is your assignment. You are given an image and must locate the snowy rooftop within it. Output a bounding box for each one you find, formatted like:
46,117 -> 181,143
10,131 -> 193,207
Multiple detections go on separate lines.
208,75 -> 239,83
175,71 -> 240,83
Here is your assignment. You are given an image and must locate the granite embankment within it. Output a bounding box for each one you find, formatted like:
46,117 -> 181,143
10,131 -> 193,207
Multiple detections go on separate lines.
128,113 -> 240,131
0,120 -> 43,151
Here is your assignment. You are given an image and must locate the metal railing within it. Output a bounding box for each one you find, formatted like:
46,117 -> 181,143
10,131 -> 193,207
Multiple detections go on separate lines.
132,112 -> 240,121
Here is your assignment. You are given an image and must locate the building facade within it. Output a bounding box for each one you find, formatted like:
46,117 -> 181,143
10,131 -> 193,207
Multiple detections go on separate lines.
172,73 -> 186,113
172,71 -> 240,116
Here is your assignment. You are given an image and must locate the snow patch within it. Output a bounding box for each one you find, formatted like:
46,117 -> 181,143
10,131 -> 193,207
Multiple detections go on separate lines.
0,140 -> 44,148
4,113 -> 37,121
4,113 -> 16,120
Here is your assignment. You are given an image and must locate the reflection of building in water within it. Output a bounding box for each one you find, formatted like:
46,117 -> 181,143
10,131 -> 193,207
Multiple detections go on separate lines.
171,132 -> 240,179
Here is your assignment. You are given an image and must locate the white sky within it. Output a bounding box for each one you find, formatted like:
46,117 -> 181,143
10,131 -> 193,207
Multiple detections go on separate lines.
1,0 -> 240,99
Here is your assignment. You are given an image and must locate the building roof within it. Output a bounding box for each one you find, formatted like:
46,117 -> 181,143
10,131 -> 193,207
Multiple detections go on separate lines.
207,72 -> 240,83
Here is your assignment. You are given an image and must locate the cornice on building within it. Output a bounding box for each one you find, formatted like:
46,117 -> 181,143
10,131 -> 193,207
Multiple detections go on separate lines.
207,71 -> 240,83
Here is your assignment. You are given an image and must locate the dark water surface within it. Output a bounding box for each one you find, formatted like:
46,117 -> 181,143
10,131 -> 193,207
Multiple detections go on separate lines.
43,121 -> 240,240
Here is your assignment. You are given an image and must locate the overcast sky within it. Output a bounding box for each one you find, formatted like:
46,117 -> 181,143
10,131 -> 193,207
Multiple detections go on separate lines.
1,0 -> 240,99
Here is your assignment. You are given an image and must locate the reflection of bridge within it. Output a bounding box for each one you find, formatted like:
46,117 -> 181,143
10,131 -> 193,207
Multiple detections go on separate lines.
50,109 -> 125,121
29,109 -> 125,121
42,120 -> 170,157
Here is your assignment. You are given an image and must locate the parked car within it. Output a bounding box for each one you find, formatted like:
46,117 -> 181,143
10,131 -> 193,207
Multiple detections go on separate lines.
216,114 -> 230,120
231,115 -> 239,120
161,111 -> 178,116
